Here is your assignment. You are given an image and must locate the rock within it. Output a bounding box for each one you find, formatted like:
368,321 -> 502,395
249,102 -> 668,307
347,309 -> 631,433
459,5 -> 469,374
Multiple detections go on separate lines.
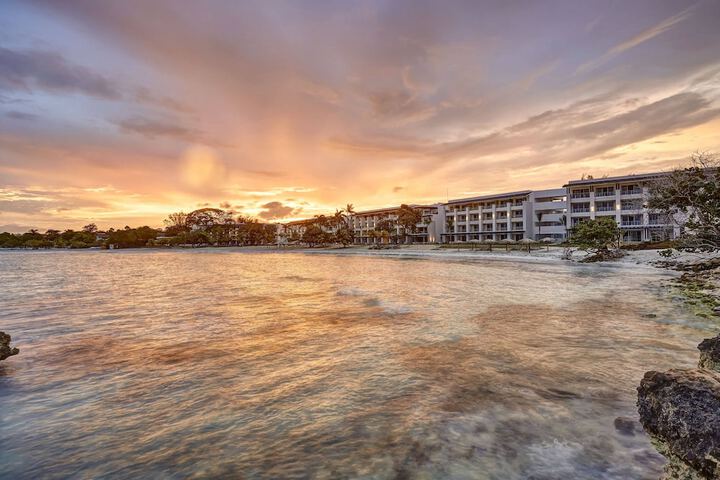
613,416 -> 638,436
579,249 -> 626,263
699,336 -> 720,372
0,331 -> 19,361
638,368 -> 720,479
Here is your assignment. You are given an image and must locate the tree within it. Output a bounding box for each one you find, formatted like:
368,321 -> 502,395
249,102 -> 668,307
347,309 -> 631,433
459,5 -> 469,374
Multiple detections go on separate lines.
302,224 -> 325,247
82,223 -> 98,233
646,152 -> 719,252
374,219 -> 395,243
335,225 -> 354,247
164,212 -> 190,236
570,217 -> 621,257
397,204 -> 422,243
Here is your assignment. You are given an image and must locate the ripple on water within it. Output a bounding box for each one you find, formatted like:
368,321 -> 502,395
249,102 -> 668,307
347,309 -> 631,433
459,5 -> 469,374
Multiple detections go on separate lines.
0,249 -> 711,479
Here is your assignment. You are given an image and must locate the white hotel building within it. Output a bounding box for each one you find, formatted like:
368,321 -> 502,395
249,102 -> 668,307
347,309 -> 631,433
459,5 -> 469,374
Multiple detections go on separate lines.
279,170 -> 683,245
351,205 -> 445,244
565,173 -> 680,243
442,188 -> 567,242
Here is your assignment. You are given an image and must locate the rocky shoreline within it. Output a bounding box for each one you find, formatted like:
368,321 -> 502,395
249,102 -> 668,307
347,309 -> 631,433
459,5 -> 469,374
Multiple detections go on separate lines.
638,255 -> 720,480
638,335 -> 720,479
0,331 -> 19,361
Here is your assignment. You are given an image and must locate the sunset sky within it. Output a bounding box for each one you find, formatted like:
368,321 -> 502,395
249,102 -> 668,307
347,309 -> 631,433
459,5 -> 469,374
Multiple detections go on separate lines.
1,0 -> 719,232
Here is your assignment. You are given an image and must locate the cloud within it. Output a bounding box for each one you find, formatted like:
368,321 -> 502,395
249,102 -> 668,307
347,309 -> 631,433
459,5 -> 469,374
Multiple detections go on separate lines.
576,5 -> 696,74
257,201 -> 297,220
393,186 -> 404,193
0,223 -> 40,234
112,116 -> 203,142
5,110 -> 38,121
0,46 -> 120,98
512,60 -> 560,91
132,86 -> 192,113
368,90 -> 436,124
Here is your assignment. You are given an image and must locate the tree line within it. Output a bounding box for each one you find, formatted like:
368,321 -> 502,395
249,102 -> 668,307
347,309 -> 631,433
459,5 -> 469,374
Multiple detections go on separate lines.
0,207 -> 278,249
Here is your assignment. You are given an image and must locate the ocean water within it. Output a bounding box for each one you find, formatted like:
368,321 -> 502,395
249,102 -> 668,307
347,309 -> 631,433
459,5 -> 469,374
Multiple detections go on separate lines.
0,249 -> 711,479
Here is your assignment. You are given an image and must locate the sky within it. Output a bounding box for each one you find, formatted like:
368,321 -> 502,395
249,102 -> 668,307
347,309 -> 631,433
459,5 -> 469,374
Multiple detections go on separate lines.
1,0 -> 719,232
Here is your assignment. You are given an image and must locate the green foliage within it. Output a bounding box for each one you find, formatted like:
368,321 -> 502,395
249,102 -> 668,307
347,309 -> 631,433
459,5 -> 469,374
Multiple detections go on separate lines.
397,204 -> 422,242
0,228 -> 100,249
106,226 -> 158,248
647,152 -> 719,252
334,225 -> 354,246
570,217 -> 621,253
301,224 -> 325,247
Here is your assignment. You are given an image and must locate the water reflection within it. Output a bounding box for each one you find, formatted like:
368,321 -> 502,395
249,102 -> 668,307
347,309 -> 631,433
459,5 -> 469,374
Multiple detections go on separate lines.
0,249 -> 707,479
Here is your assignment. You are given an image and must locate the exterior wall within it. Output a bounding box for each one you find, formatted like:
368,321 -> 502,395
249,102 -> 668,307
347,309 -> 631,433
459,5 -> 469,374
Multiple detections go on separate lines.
565,174 -> 681,243
350,204 -> 443,244
442,191 -> 531,242
278,170 -> 684,246
528,188 -> 567,241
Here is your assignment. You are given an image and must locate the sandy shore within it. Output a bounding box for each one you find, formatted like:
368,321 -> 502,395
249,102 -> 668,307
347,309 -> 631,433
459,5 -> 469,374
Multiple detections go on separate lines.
275,243 -> 672,268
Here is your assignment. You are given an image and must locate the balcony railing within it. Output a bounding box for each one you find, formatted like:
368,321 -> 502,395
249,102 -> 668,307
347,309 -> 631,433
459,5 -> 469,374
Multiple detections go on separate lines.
622,221 -> 642,226
572,208 -> 590,213
621,189 -> 642,195
595,191 -> 615,197
596,207 -> 615,212
571,193 -> 590,199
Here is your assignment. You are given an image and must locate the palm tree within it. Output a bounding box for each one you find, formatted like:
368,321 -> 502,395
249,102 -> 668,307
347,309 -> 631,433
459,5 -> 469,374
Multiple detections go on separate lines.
536,212 -> 544,240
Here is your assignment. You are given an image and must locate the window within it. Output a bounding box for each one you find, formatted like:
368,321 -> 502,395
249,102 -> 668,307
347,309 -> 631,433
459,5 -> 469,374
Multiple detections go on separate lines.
595,186 -> 615,197
621,184 -> 642,195
621,214 -> 642,226
623,230 -> 642,242
572,202 -> 590,213
621,199 -> 643,210
571,188 -> 590,199
649,213 -> 671,225
596,201 -> 615,212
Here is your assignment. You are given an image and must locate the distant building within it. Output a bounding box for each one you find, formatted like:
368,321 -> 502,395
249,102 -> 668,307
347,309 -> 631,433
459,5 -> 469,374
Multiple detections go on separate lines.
281,169 -> 685,245
350,205 -> 444,244
276,219 -> 315,245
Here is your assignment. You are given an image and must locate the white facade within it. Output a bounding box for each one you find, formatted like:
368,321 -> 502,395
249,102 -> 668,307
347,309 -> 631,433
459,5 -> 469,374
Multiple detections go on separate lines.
350,205 -> 444,244
443,191 -> 532,242
565,173 -> 681,242
442,188 -> 568,242
282,170 -> 684,245
528,188 -> 567,241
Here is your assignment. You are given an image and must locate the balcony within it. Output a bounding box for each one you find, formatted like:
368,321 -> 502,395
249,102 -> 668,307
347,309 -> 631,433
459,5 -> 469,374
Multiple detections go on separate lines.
572,208 -> 590,213
571,193 -> 590,199
622,221 -> 643,227
621,189 -> 642,196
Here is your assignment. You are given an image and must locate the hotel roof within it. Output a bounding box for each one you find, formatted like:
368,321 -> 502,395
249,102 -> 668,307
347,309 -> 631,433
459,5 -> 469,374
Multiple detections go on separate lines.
447,190 -> 532,205
353,204 -> 438,215
564,172 -> 665,187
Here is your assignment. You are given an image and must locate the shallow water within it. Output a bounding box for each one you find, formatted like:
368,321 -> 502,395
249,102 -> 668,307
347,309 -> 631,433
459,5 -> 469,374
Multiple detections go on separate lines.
0,249 -> 712,479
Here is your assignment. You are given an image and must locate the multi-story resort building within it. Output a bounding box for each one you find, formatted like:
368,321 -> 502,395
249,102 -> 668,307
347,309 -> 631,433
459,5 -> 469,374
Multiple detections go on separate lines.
276,219 -> 313,244
350,205 -> 444,244
442,188 -> 568,242
279,169 -> 684,245
565,173 -> 680,243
